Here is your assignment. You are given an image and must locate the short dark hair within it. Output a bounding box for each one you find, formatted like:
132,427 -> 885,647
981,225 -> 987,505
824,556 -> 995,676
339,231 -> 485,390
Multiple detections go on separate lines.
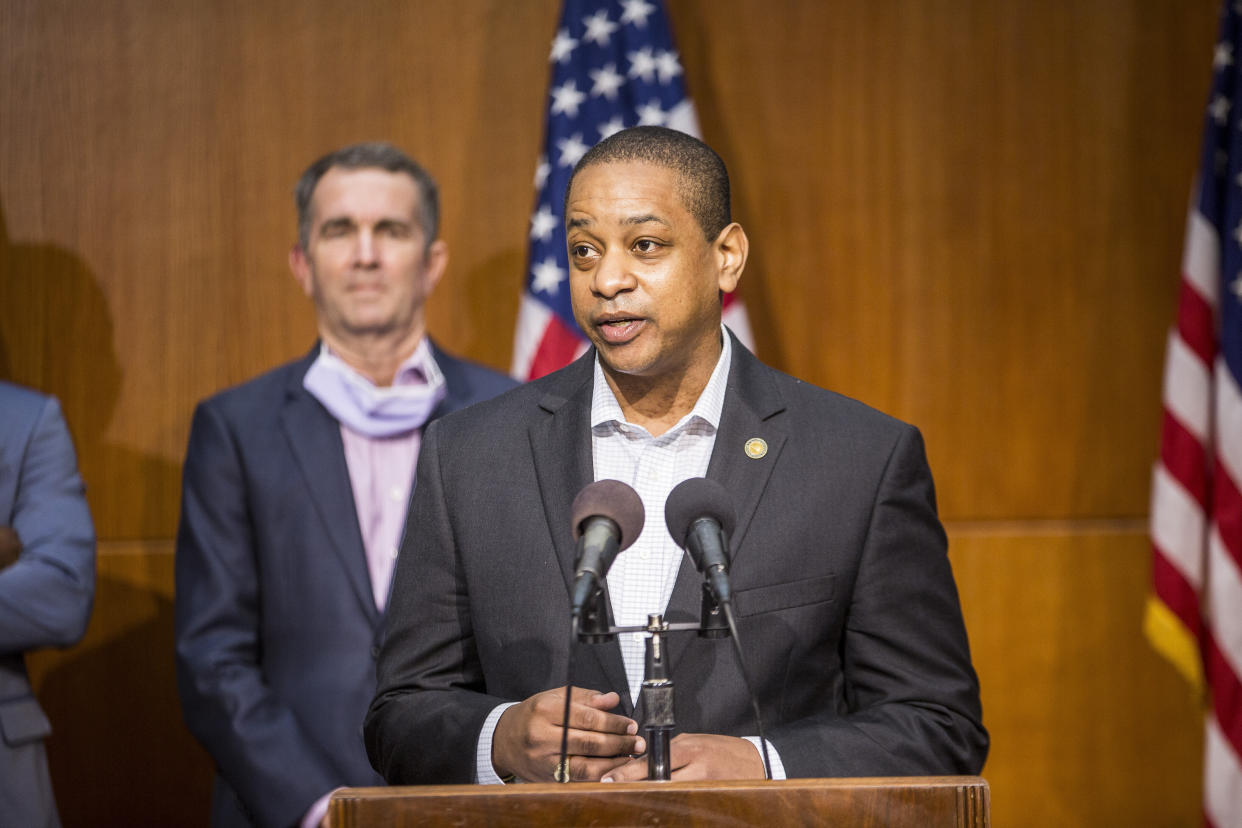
566,126 -> 731,241
294,142 -> 439,249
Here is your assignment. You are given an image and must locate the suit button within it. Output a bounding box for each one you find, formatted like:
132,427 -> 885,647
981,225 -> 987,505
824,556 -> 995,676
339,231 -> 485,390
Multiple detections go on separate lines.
371,645 -> 381,659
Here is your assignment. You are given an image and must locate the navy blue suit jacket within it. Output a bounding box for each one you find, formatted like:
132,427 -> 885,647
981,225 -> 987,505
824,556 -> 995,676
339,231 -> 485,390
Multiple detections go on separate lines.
0,382 -> 95,828
175,343 -> 515,828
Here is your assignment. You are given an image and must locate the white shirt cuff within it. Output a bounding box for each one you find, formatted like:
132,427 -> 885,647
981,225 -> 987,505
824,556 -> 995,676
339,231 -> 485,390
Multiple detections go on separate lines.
475,702 -> 521,784
742,737 -> 787,779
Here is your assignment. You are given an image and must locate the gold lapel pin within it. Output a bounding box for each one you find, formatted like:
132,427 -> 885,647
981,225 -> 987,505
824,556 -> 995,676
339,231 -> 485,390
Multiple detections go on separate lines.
744,437 -> 768,459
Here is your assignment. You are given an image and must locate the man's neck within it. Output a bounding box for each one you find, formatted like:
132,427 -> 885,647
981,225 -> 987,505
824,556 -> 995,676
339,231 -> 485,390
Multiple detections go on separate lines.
319,326 -> 426,387
603,339 -> 722,438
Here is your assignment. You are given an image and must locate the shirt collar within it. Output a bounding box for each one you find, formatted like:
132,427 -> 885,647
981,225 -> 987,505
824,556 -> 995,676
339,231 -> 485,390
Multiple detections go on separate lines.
590,324 -> 732,432
320,337 -> 444,391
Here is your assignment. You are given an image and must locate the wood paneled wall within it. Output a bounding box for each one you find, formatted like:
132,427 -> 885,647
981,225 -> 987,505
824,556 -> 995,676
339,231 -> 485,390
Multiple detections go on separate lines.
0,1 -> 1216,825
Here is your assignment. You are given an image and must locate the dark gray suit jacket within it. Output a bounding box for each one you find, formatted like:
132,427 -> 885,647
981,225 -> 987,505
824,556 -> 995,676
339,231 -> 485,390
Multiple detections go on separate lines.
0,382 -> 95,828
174,343 -> 515,828
365,333 -> 987,782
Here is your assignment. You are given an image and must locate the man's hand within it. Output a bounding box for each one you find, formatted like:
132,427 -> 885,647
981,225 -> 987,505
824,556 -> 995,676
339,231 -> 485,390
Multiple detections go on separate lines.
492,687 -> 645,782
601,734 -> 767,782
0,527 -> 20,571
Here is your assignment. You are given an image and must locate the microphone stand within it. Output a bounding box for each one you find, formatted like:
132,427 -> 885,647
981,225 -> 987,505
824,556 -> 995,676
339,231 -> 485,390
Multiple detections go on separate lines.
579,587 -> 730,781
640,614 -> 674,781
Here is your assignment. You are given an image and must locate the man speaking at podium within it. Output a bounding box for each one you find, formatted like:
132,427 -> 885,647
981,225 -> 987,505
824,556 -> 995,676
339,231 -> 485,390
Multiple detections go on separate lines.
365,126 -> 987,784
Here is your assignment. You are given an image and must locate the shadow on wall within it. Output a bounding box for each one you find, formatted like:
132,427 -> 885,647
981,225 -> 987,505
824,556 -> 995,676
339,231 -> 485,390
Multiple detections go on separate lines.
0,205 -> 212,823
0,204 -> 182,539
33,575 -> 212,827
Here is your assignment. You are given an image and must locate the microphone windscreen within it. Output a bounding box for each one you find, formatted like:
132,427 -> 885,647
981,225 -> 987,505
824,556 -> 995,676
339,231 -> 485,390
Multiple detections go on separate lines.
664,477 -> 737,545
571,479 -> 645,550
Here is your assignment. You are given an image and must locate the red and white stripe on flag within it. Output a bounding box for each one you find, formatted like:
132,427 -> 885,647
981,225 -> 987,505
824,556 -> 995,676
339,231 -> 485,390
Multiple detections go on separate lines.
511,0 -> 754,381
1148,8 -> 1242,822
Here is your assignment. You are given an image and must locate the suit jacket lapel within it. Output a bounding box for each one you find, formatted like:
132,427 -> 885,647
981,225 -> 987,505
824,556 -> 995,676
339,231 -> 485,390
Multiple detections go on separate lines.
662,334 -> 788,678
527,351 -> 635,713
280,350 -> 379,625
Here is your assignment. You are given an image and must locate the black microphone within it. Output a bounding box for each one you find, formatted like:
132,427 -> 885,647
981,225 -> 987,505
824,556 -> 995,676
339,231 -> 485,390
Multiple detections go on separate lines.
664,477 -> 773,780
665,477 -> 737,606
569,480 -> 645,617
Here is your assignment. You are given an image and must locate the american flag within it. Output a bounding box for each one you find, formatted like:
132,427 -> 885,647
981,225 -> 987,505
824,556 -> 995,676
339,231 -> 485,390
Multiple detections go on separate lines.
1147,3 -> 1242,825
511,0 -> 754,381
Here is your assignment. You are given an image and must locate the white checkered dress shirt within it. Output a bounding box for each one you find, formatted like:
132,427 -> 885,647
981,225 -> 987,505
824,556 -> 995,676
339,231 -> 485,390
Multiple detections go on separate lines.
589,333 -> 731,704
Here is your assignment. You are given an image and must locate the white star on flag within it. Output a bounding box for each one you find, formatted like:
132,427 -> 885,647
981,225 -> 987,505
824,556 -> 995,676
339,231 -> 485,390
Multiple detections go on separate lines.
590,63 -> 625,99
655,50 -> 683,83
1217,41 -> 1235,69
550,28 -> 578,63
557,133 -> 590,167
530,206 -> 558,241
534,157 -> 550,189
1210,94 -> 1232,125
628,47 -> 658,82
598,116 -> 626,139
551,80 -> 587,117
637,99 -> 666,125
620,0 -> 656,27
531,257 -> 566,294
582,10 -> 618,45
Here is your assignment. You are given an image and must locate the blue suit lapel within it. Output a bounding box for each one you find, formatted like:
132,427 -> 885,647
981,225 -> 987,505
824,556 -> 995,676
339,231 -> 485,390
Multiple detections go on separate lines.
280,353 -> 379,625
527,352 -> 636,713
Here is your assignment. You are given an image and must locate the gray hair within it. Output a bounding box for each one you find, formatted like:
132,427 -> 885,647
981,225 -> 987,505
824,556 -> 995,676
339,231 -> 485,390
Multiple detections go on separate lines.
294,142 -> 439,249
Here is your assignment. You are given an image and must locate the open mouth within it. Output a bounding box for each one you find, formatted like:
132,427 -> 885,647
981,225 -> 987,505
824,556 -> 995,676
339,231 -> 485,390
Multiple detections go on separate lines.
596,317 -> 645,344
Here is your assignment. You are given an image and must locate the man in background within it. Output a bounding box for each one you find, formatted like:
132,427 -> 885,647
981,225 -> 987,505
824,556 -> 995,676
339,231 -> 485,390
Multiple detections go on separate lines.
366,126 -> 987,784
1,381 -> 96,828
175,143 -> 515,828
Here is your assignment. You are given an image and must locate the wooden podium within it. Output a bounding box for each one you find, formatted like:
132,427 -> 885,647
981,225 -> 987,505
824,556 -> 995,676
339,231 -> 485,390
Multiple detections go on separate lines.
330,776 -> 989,827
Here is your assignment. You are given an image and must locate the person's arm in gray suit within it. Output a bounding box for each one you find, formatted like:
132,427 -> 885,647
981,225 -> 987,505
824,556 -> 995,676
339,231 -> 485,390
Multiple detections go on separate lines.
761,424 -> 987,777
0,393 -> 95,655
175,401 -> 341,828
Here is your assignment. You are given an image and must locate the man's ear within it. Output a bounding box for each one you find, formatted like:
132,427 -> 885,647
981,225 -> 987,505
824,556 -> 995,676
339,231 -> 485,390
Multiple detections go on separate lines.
714,222 -> 748,295
289,244 -> 314,297
423,239 -> 449,292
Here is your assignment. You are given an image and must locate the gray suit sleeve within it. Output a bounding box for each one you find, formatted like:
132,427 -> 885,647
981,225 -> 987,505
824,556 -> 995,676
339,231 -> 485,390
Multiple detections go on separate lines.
767,425 -> 988,776
0,395 -> 95,654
